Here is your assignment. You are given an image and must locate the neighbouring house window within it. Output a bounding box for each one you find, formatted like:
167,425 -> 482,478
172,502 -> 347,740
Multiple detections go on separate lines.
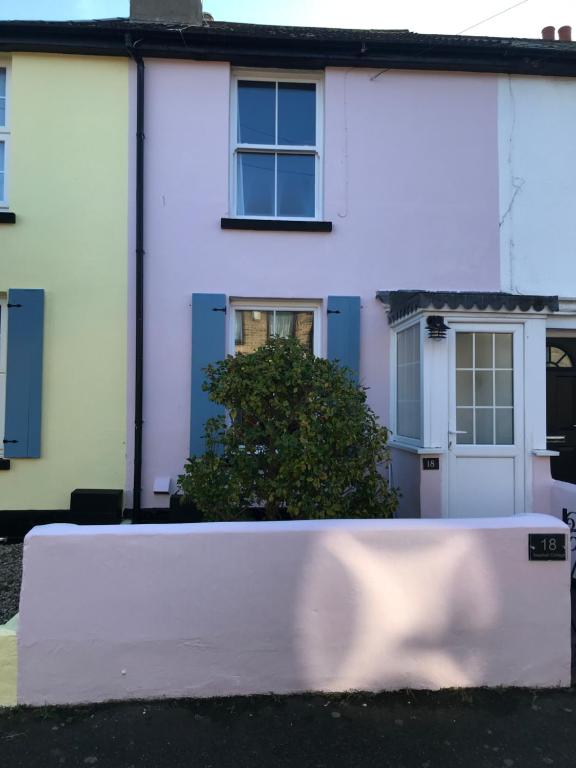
232,73 -> 321,219
396,324 -> 421,440
231,303 -> 319,356
456,332 -> 514,445
0,296 -> 7,457
0,63 -> 9,206
547,345 -> 573,368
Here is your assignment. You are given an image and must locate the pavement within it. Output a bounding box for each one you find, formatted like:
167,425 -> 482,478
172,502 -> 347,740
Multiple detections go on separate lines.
1,689 -> 576,768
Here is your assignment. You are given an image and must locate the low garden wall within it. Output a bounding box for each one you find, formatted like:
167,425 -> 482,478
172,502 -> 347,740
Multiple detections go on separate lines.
18,515 -> 571,705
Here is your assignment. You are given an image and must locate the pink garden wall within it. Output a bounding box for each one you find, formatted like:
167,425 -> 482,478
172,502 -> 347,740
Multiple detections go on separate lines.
18,515 -> 570,704
132,61 -> 500,508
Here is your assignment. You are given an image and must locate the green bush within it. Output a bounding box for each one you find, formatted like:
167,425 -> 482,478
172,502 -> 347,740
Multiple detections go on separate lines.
178,336 -> 398,521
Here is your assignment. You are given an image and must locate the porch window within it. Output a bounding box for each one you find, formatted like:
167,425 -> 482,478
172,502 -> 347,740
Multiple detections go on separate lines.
396,323 -> 421,440
456,332 -> 514,445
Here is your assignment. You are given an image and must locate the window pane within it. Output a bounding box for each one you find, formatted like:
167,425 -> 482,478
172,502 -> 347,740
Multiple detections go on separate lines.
495,370 -> 513,406
475,409 -> 494,444
495,333 -> 513,368
235,310 -> 272,354
496,408 -> 514,444
475,371 -> 493,406
274,311 -> 294,338
277,154 -> 315,218
397,324 -> 421,440
475,333 -> 493,368
294,312 -> 314,352
456,408 -> 473,444
0,141 -> 4,201
278,82 -> 316,146
237,81 -> 275,145
0,68 -> 5,126
456,371 -> 473,406
237,153 -> 274,216
456,333 -> 473,368
273,311 -> 314,352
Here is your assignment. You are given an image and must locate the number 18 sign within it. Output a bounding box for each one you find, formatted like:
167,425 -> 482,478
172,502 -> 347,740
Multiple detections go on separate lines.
528,533 -> 566,561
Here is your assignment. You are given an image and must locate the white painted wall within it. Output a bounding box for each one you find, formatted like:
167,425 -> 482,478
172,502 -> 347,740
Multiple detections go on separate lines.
499,75 -> 576,297
18,517 -> 571,705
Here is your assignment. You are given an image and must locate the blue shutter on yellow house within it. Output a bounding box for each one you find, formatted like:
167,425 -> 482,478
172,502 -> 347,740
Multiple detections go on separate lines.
4,289 -> 45,458
190,293 -> 227,457
327,296 -> 361,381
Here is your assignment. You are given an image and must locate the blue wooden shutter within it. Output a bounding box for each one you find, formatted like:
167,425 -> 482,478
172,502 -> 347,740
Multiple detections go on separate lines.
190,293 -> 227,456
4,289 -> 45,458
327,296 -> 361,381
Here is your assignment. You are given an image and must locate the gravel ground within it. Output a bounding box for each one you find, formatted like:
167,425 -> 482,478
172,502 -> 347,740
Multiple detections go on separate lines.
0,541 -> 23,624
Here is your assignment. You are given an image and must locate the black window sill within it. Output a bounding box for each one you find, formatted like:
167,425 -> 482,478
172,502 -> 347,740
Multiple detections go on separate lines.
0,212 -> 16,224
221,217 -> 332,233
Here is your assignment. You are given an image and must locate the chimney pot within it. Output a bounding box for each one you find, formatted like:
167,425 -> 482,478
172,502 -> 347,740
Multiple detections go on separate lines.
542,26 -> 555,40
130,0 -> 203,25
558,25 -> 572,41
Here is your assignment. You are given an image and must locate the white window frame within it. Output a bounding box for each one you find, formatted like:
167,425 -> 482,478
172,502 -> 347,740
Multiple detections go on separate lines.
230,69 -> 324,221
0,294 -> 7,457
0,59 -> 10,209
391,318 -> 424,447
228,298 -> 322,357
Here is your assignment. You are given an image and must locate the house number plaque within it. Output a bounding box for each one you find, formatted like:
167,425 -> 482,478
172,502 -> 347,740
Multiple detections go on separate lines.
528,533 -> 566,561
422,458 -> 440,471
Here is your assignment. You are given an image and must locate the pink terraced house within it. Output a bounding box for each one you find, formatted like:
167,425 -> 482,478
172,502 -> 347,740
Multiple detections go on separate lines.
123,2 -> 576,521
7,2 -> 575,521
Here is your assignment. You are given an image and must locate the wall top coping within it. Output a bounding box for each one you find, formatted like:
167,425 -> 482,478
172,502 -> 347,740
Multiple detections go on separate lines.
25,514 -> 566,540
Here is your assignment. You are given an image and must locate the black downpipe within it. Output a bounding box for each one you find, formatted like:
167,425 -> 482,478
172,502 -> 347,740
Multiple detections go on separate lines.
133,52 -> 145,519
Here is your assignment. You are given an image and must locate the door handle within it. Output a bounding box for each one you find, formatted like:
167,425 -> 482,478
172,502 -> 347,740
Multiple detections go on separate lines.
449,430 -> 468,435
547,435 -> 566,441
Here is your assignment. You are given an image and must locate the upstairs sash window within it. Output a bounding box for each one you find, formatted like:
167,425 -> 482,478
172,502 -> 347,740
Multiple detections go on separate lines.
232,74 -> 322,219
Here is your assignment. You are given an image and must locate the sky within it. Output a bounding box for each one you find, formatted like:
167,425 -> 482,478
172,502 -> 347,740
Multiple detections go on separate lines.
0,0 -> 574,39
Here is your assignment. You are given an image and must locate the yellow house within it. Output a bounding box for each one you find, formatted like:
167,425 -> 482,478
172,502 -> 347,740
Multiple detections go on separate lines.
0,51 -> 129,515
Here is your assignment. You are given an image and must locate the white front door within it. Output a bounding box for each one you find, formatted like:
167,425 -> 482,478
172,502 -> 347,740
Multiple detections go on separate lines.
447,324 -> 524,517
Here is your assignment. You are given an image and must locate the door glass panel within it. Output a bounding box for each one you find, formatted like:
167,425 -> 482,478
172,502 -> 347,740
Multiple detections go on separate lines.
496,408 -> 514,444
455,331 -> 514,445
456,371 -> 473,406
475,334 -> 493,368
495,333 -> 513,368
495,370 -> 513,406
475,371 -> 493,406
476,409 -> 494,444
456,333 -> 472,368
456,408 -> 473,444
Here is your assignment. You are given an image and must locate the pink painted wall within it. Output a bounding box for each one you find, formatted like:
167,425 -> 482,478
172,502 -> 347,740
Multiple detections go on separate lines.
134,62 -> 500,507
18,516 -> 570,705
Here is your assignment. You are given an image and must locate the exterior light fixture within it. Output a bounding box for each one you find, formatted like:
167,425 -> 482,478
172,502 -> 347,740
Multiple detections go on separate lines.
426,315 -> 450,339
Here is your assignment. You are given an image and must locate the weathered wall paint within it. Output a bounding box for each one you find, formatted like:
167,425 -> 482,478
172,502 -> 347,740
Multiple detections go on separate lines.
1,54 -> 129,510
18,516 -> 571,704
135,62 -> 500,507
499,75 -> 576,296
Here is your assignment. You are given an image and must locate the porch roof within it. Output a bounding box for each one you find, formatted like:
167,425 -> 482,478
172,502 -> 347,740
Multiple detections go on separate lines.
377,290 -> 560,324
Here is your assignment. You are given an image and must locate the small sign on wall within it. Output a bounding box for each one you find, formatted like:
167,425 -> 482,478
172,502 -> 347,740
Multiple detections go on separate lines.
528,533 -> 566,561
422,457 -> 440,471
